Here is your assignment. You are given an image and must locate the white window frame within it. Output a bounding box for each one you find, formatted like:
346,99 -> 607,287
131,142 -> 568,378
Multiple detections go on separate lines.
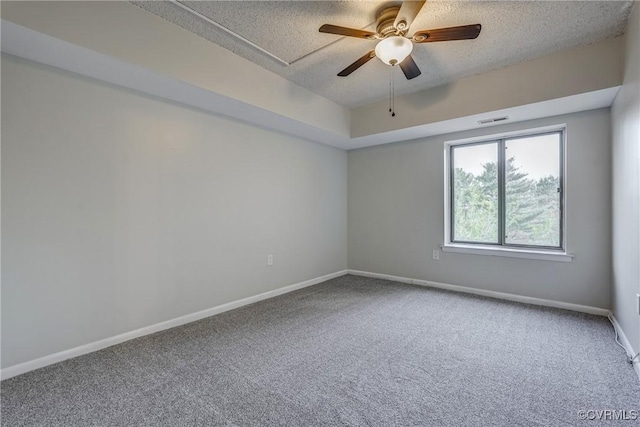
442,124 -> 573,262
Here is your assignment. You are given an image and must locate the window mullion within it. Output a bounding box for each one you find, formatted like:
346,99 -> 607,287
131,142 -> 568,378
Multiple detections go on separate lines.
498,139 -> 506,246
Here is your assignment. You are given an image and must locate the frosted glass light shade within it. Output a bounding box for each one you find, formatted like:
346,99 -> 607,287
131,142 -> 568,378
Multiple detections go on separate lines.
375,36 -> 413,65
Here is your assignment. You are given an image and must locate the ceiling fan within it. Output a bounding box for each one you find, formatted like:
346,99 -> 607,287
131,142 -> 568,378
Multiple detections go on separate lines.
319,0 -> 481,80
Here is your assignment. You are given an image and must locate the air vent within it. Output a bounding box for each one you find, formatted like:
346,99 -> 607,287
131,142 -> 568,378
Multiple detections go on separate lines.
478,116 -> 509,125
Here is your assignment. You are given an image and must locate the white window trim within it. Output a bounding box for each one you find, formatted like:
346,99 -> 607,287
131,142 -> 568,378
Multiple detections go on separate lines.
443,123 -> 572,262
441,243 -> 573,262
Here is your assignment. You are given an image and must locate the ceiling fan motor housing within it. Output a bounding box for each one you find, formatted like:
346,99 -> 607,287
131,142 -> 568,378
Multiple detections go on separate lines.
376,6 -> 405,37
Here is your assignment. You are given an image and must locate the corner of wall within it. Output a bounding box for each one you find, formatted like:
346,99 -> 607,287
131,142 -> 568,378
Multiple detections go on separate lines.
610,0 -> 640,354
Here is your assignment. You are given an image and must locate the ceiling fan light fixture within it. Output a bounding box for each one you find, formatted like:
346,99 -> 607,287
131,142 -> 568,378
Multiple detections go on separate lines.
375,36 -> 413,66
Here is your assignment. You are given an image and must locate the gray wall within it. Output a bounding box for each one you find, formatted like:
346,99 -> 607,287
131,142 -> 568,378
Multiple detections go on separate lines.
1,55 -> 348,368
612,2 -> 640,352
348,109 -> 611,308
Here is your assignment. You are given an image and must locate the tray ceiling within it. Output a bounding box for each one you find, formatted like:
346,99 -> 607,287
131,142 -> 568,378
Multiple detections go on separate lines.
132,1 -> 633,108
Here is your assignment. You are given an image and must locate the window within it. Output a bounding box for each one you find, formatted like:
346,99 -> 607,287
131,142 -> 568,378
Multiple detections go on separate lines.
446,128 -> 564,252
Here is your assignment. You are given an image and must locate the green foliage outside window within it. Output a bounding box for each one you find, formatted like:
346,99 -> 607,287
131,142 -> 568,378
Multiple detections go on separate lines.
453,157 -> 560,247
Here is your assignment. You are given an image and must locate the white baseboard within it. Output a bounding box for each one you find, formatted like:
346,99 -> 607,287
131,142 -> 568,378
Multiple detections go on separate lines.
1,270 -> 348,381
608,313 -> 640,382
347,269 -> 610,316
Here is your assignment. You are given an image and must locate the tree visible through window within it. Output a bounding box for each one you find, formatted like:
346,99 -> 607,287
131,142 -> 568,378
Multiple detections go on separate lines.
450,131 -> 563,249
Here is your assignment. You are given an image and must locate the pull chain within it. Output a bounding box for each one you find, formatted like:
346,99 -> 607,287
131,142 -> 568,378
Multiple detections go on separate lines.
389,65 -> 392,114
391,65 -> 396,117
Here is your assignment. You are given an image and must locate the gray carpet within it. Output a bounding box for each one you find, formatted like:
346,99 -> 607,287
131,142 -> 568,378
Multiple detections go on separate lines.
2,275 -> 639,426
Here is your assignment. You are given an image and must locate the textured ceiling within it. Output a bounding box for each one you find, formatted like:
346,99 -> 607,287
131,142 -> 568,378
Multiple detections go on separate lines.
132,1 -> 633,108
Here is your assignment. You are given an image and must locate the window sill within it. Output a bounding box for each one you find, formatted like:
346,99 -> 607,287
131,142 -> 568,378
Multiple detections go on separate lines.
441,244 -> 573,262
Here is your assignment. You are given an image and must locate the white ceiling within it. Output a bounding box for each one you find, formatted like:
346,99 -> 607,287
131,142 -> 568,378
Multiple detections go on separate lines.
131,1 -> 633,108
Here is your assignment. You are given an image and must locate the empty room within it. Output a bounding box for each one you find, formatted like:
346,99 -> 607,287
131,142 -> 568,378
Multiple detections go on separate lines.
1,0 -> 639,425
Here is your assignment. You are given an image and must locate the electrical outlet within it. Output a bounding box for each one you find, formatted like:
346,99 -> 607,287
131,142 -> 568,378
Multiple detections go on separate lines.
267,254 -> 273,266
432,249 -> 440,260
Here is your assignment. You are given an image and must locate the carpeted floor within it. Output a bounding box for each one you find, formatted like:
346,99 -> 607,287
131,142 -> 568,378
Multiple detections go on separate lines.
2,274 -> 639,426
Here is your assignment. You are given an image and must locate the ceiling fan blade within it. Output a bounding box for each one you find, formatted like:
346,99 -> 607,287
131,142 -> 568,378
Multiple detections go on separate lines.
394,1 -> 427,32
413,24 -> 482,43
319,24 -> 376,39
399,55 -> 421,80
338,50 -> 376,77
